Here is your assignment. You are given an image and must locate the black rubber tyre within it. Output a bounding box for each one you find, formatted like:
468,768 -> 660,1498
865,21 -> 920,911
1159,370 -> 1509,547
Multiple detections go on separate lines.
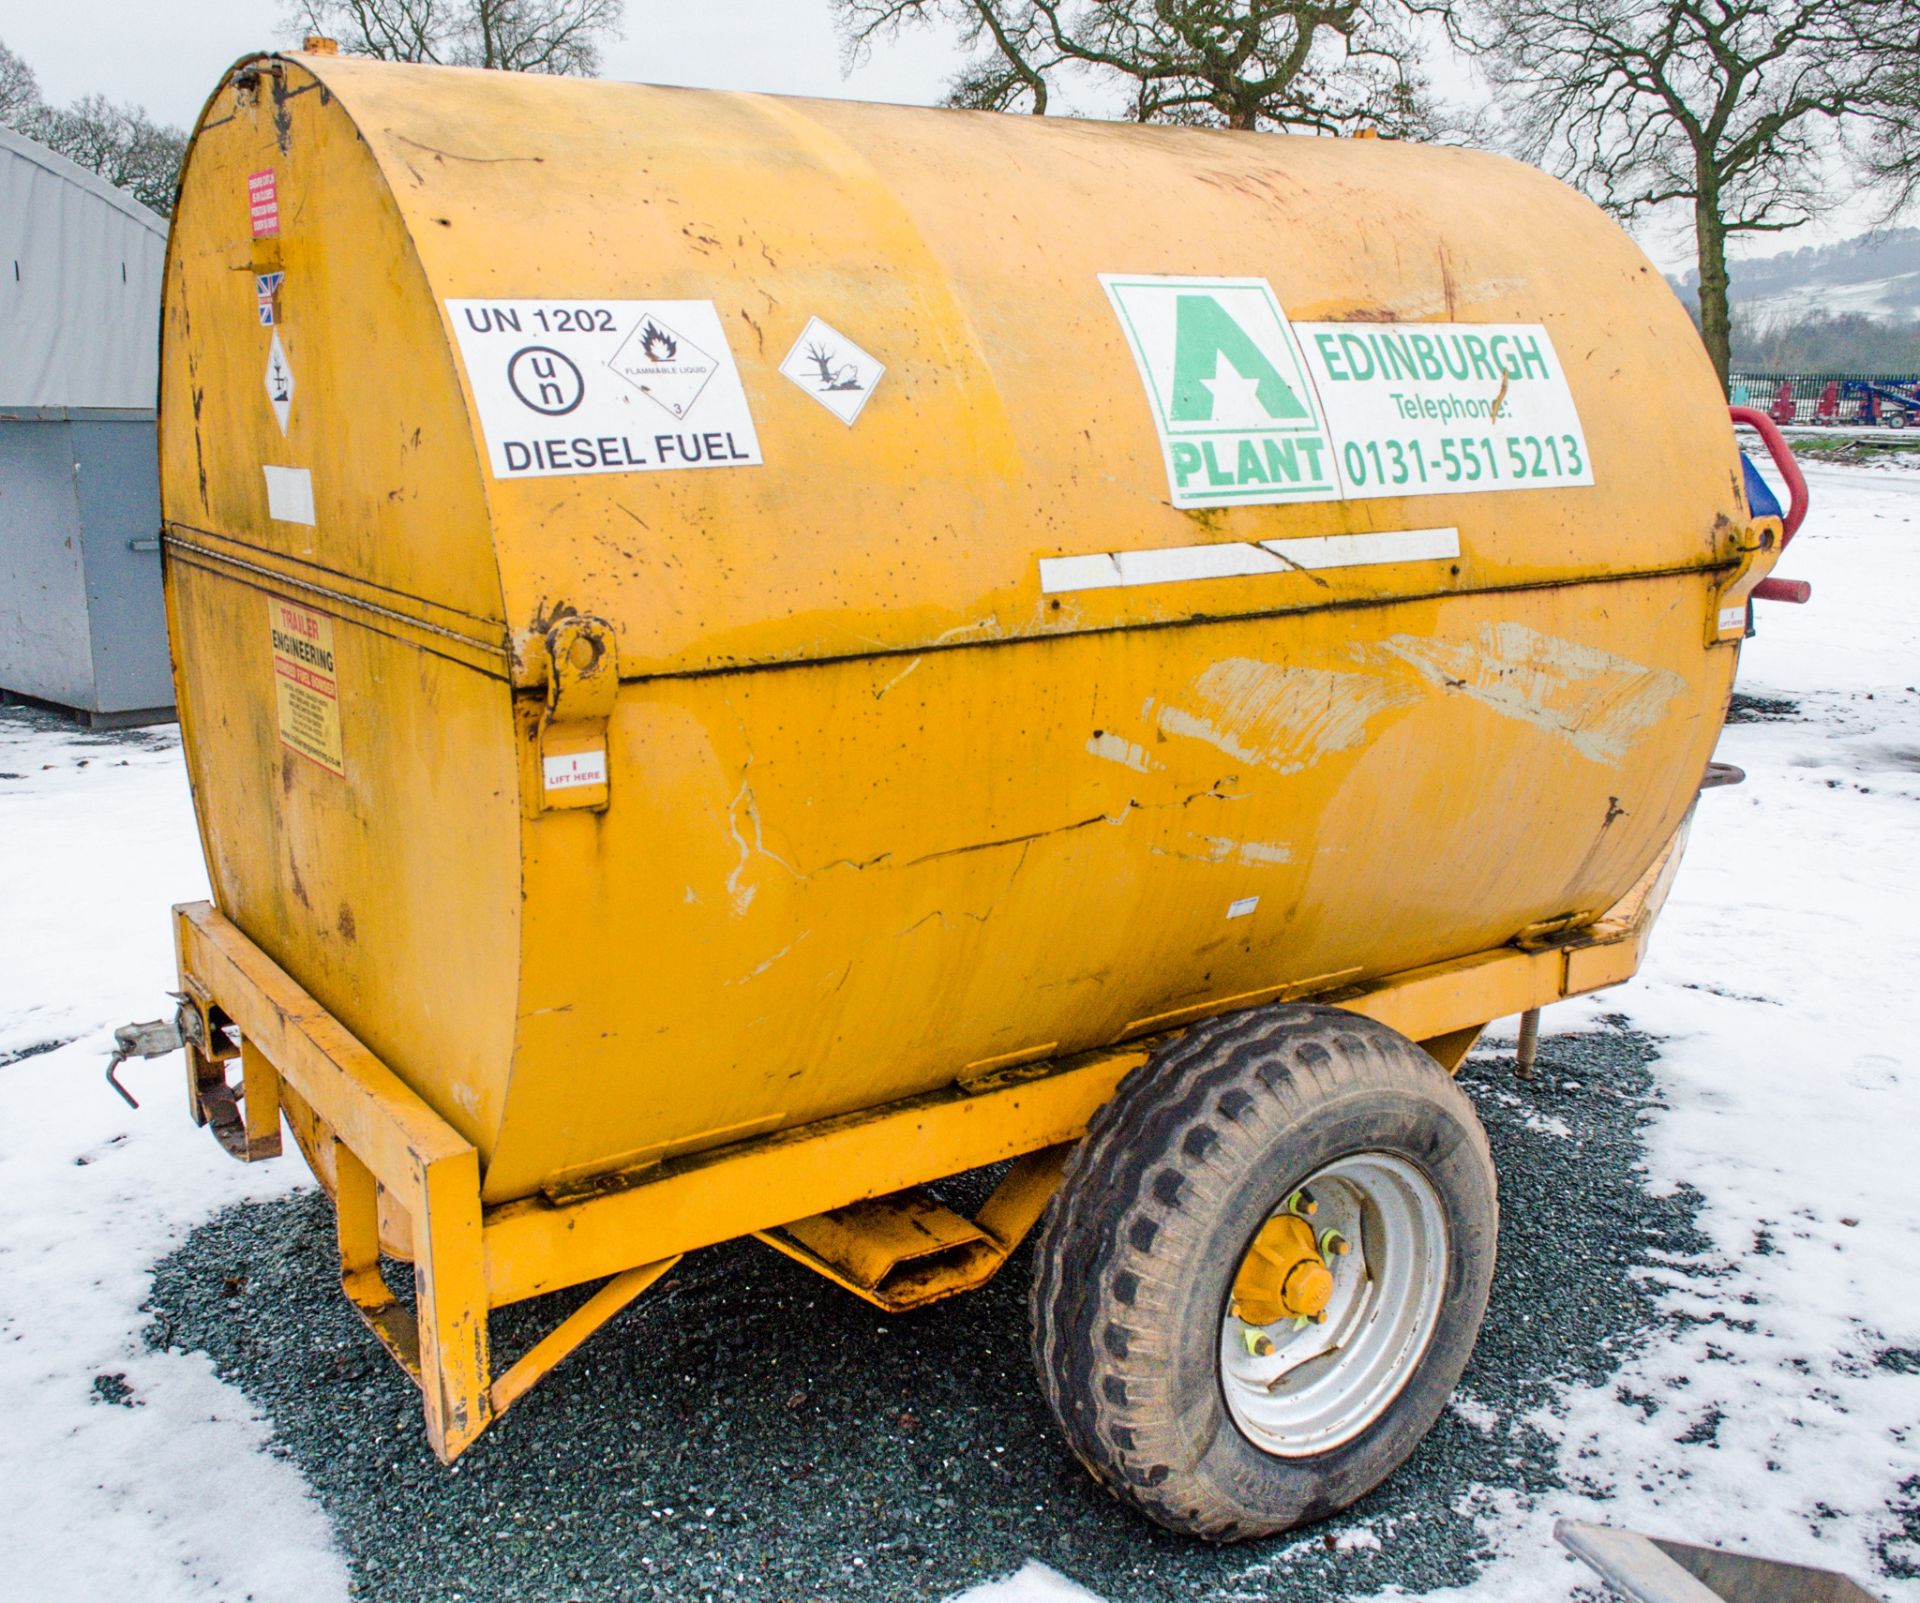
1028,1003 -> 1497,1541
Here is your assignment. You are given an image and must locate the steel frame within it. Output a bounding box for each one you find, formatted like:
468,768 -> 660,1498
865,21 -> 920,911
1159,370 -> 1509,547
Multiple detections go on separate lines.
170,818 -> 1683,1462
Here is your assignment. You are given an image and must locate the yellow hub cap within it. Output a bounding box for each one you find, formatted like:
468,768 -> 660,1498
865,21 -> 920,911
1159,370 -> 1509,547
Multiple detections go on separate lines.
1230,1213 -> 1332,1326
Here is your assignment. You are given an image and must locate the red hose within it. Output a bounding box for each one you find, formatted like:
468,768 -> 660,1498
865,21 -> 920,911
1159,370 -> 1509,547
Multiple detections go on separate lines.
1752,576 -> 1811,604
1728,405 -> 1809,545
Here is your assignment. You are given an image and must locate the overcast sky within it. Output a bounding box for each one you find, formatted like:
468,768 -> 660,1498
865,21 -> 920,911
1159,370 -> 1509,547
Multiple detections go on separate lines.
0,0 -> 957,125
0,0 -> 1888,273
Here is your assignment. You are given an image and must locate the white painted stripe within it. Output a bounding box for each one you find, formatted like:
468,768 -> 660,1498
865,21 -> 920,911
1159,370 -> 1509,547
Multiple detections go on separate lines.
262,465 -> 315,526
1261,526 -> 1459,570
1038,526 -> 1457,594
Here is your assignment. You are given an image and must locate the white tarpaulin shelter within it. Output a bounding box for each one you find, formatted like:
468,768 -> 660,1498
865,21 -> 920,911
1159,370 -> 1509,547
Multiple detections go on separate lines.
0,125 -> 172,725
0,124 -> 167,407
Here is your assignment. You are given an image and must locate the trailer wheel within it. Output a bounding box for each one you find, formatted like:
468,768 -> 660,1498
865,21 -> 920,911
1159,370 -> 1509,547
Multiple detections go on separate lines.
1029,1004 -> 1497,1541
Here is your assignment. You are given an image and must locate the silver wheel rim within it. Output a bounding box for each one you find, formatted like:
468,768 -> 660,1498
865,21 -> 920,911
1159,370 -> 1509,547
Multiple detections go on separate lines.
1219,1152 -> 1448,1458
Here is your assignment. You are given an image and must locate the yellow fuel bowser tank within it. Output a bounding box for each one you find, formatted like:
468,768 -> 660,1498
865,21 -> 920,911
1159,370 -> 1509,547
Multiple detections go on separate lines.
135,49 -> 1794,1540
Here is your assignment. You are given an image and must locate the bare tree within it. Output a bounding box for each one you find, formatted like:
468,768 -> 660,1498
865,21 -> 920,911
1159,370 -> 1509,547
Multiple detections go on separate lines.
1467,0 -> 1920,392
0,37 -> 184,214
21,95 -> 187,214
0,38 -> 38,127
838,0 -> 1432,136
285,0 -> 625,74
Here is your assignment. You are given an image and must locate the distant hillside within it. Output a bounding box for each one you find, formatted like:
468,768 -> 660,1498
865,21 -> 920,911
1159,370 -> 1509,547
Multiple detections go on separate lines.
1668,229 -> 1920,326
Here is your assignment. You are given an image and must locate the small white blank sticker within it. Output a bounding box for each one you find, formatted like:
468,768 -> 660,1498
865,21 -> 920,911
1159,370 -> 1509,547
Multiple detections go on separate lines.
544,750 -> 608,791
1227,896 -> 1260,919
262,465 -> 314,525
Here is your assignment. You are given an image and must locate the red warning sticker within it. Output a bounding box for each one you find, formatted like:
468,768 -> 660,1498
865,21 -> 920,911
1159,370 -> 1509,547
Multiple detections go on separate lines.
248,169 -> 280,238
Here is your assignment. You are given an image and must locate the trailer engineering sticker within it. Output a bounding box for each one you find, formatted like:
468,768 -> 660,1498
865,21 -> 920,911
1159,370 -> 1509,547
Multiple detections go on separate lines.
447,299 -> 762,478
269,599 -> 344,778
1103,275 -> 1592,510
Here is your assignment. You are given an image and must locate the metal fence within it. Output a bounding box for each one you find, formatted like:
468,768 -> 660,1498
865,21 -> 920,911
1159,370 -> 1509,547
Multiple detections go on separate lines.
1729,370 -> 1920,425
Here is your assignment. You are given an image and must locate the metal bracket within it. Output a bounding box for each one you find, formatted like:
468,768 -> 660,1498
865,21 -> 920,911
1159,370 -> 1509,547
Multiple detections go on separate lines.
1557,1520 -> 1885,1603
105,1012 -> 186,1108
535,616 -> 617,812
1707,516 -> 1782,646
757,1145 -> 1071,1311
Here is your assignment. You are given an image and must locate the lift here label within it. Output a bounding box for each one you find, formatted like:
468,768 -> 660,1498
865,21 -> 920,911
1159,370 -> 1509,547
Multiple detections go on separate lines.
447,299 -> 763,479
1103,276 -> 1590,508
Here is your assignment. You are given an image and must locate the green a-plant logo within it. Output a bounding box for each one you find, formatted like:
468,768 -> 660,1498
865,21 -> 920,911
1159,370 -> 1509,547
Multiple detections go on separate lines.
1102,275 -> 1336,508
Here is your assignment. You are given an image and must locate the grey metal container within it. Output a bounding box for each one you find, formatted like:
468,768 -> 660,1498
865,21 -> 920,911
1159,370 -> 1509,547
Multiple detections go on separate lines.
1,126 -> 171,726
0,405 -> 170,726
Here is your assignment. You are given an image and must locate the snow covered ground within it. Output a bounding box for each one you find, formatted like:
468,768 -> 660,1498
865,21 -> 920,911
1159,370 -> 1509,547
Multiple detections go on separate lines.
1,462 -> 1916,1603
1743,273 -> 1920,326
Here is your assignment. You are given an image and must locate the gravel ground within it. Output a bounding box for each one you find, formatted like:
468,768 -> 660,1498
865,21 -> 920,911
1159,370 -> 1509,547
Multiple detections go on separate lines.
144,1022 -> 1707,1603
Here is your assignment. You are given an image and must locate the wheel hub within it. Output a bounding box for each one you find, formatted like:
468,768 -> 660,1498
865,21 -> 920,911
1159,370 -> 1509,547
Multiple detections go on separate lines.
1230,1211 -> 1334,1326
1219,1153 -> 1448,1457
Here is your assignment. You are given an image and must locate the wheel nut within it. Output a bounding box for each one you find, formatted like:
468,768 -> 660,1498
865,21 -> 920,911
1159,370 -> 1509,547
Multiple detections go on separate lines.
1281,1258 -> 1334,1318
1239,1325 -> 1275,1358
1320,1228 -> 1349,1257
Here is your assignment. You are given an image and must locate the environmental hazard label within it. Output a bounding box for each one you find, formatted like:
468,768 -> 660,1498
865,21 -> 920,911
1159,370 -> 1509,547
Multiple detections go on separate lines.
778,316 -> 885,425
1103,275 -> 1338,509
446,299 -> 762,479
269,598 -> 343,777
264,329 -> 294,435
1104,275 -> 1591,508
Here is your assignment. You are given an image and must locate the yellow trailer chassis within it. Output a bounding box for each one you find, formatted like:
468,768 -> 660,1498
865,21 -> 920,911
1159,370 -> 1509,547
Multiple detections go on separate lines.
165,814 -> 1688,1463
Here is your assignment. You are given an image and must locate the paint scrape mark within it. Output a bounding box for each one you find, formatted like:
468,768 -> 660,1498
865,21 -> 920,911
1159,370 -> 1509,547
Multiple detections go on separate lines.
724,789 -> 758,915
874,657 -> 923,700
1151,834 -> 1292,866
723,775 -> 802,915
1207,837 -> 1292,866
1087,731 -> 1163,773
1155,660 -> 1419,773
729,931 -> 811,985
1375,622 -> 1684,765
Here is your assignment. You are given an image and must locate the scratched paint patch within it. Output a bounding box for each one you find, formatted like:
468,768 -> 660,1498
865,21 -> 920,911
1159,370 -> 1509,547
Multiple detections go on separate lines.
1085,732 -> 1163,774
1152,834 -> 1293,868
1151,661 -> 1420,774
1374,622 -> 1685,765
